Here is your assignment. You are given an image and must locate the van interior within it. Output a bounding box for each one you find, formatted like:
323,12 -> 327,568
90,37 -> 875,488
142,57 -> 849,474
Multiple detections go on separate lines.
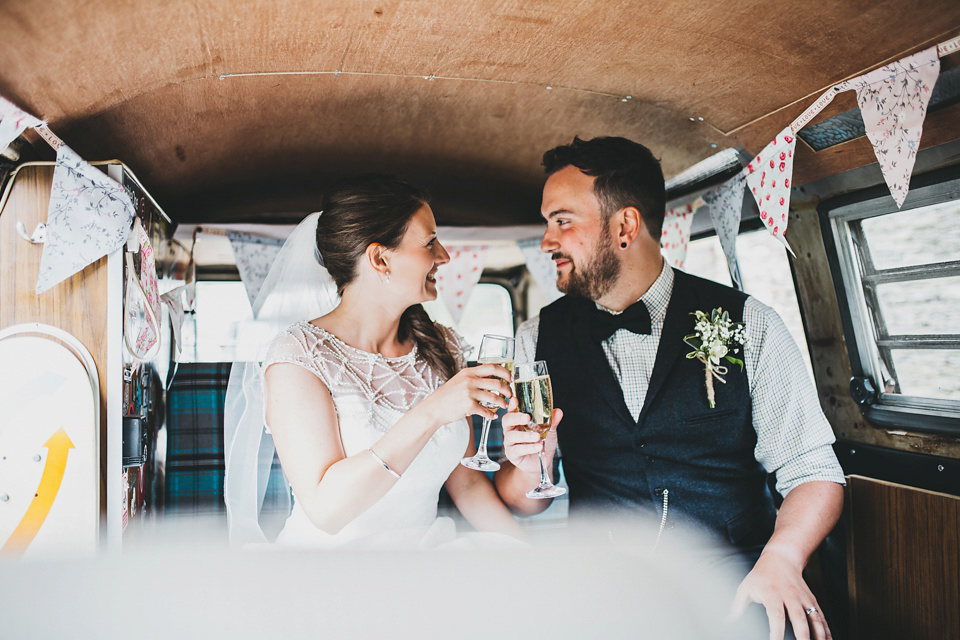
0,3 -> 958,638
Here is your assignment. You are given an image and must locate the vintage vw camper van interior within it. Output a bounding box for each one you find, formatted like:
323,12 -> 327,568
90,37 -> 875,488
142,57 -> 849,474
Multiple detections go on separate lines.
0,2 -> 958,639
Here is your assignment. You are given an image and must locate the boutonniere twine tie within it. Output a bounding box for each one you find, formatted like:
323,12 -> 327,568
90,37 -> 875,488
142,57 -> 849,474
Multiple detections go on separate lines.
684,308 -> 746,408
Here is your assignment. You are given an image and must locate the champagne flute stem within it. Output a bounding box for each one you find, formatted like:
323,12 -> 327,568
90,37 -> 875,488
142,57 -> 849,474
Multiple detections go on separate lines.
537,449 -> 549,488
477,416 -> 493,459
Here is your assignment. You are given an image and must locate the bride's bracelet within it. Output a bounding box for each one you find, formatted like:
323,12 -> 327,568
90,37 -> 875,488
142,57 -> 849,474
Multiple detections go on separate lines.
367,448 -> 401,480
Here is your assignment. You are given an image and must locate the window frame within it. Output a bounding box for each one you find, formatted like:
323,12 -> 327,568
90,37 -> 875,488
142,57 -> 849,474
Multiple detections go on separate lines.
818,164 -> 960,436
478,265 -> 526,330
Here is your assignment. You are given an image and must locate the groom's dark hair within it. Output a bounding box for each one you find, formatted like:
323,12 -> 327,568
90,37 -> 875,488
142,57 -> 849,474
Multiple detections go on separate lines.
542,136 -> 666,240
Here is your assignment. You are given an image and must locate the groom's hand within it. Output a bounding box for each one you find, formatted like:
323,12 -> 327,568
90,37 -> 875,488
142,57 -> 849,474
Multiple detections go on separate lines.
727,548 -> 832,640
501,397 -> 562,479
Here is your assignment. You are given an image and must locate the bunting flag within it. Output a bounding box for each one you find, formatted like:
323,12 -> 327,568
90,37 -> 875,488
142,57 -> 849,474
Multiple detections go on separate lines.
661,199 -> 701,269
227,231 -> 284,307
36,145 -> 135,294
517,237 -> 563,303
840,46 -> 940,208
745,126 -> 796,254
704,173 -> 746,290
133,219 -> 162,354
0,97 -> 42,152
183,249 -> 197,313
161,287 -> 185,357
435,245 -> 488,323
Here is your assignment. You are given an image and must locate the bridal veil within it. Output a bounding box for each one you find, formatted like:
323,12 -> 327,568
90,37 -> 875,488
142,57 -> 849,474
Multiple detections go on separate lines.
223,212 -> 340,545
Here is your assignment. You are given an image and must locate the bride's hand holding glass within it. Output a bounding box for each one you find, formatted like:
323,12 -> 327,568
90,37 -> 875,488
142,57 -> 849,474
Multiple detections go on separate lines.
416,363 -> 514,428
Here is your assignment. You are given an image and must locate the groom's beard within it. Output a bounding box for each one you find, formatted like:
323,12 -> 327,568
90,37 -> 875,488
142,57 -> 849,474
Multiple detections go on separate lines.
555,236 -> 621,301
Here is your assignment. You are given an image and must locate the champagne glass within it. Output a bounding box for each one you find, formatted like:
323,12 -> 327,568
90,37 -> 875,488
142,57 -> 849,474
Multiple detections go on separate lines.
461,334 -> 514,471
513,360 -> 565,499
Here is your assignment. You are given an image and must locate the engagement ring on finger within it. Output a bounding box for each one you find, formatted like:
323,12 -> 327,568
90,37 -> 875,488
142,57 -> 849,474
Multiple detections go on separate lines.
805,607 -> 818,615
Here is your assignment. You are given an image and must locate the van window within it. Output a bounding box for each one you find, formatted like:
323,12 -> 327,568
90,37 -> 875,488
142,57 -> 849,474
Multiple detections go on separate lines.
179,279 -> 516,362
423,282 -> 516,355
180,281 -> 259,362
821,168 -> 960,431
682,228 -> 813,377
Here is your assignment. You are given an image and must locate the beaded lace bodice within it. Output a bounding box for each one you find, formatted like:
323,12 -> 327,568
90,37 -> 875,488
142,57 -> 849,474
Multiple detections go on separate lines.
262,320 -> 472,548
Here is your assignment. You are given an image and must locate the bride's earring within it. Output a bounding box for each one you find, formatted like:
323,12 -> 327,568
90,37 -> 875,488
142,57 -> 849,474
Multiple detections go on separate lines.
385,270 -> 391,284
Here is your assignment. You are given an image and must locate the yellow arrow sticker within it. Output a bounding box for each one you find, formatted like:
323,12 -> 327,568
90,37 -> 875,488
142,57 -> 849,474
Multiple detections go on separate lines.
2,428 -> 75,557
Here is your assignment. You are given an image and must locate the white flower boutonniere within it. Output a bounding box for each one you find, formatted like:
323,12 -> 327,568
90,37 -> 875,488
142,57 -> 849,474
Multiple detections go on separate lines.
683,308 -> 747,408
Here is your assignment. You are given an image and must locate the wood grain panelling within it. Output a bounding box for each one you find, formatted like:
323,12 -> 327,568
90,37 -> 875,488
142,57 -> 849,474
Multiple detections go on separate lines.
0,164 -> 111,513
787,201 -> 960,460
846,476 -> 960,640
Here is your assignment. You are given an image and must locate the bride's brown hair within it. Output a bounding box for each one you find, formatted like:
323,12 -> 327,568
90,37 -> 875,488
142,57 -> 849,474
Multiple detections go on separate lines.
316,174 -> 457,381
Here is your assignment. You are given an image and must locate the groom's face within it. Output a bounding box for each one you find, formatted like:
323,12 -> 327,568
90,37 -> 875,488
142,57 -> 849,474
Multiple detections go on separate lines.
540,166 -> 620,301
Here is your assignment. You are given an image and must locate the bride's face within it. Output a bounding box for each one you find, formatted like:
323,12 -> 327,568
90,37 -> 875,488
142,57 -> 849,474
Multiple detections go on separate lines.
386,204 -> 450,303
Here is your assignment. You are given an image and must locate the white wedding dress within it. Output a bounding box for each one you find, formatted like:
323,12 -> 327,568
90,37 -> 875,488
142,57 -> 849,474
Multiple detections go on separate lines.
262,320 -> 518,550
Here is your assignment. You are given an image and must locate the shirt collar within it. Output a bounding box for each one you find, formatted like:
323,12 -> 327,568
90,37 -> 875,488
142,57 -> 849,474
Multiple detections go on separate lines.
596,260 -> 674,324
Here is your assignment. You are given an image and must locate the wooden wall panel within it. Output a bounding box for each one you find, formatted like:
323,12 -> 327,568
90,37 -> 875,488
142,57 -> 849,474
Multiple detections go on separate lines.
0,164 -> 111,513
846,475 -> 960,640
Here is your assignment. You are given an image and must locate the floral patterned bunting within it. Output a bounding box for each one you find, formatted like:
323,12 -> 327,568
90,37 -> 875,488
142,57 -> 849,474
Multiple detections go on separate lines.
161,287 -> 186,357
0,96 -> 41,153
133,220 -> 162,355
183,254 -> 197,312
745,127 -> 796,254
435,245 -> 488,323
227,230 -> 284,307
37,145 -> 135,293
704,173 -> 746,290
661,200 -> 700,269
517,237 -> 562,303
840,46 -> 939,208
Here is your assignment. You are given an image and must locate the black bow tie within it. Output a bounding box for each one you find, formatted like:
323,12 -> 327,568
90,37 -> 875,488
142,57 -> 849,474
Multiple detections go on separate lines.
589,299 -> 652,343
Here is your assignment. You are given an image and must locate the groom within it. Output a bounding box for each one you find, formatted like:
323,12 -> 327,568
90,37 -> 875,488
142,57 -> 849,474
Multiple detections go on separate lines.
494,136 -> 844,640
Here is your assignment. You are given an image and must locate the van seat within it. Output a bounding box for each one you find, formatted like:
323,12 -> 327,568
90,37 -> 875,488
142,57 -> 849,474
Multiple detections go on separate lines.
164,362 -> 233,518
164,363 -> 287,527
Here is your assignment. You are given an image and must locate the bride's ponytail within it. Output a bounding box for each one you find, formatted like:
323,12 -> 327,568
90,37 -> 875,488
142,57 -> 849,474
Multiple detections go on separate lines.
399,304 -> 457,381
316,174 -> 458,379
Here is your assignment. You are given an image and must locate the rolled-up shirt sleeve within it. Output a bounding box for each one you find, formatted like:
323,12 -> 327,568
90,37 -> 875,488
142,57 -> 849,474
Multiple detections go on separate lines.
745,298 -> 846,497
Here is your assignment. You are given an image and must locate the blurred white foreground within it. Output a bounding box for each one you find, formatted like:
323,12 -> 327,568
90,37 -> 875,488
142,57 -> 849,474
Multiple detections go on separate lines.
0,516 -> 765,639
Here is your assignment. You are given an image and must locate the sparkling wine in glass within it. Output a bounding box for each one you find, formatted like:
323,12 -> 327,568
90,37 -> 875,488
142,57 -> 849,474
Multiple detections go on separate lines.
461,334 -> 514,472
514,360 -> 565,499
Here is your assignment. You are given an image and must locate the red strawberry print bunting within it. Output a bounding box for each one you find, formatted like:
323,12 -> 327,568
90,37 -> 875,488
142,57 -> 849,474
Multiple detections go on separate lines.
745,126 -> 796,255
436,244 -> 488,324
661,199 -> 701,269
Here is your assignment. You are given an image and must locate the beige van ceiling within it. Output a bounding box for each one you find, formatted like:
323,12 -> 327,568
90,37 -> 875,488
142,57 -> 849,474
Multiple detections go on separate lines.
1,1 -> 958,224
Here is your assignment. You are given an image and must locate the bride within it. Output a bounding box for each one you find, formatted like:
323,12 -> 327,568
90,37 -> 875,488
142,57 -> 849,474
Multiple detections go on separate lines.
223,174 -> 523,548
